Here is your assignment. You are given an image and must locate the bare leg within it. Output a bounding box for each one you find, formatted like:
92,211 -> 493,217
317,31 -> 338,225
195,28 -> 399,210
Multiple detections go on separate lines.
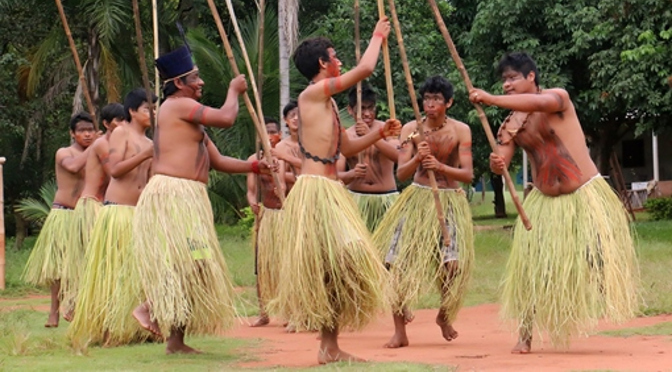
402,306 -> 415,324
166,326 -> 202,354
436,308 -> 459,342
511,317 -> 533,354
317,326 -> 365,364
383,312 -> 409,348
250,281 -> 269,327
436,262 -> 459,342
45,280 -> 60,327
133,301 -> 162,337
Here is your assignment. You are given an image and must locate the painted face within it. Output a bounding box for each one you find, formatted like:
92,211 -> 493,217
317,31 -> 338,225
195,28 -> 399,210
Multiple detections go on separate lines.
71,120 -> 95,148
325,48 -> 342,78
266,123 -> 281,147
131,102 -> 154,128
182,68 -> 204,99
284,108 -> 299,132
501,67 -> 534,94
360,101 -> 376,125
422,92 -> 449,119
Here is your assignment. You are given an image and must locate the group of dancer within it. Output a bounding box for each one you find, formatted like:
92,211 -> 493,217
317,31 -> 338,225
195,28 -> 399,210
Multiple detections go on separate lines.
22,16 -> 638,363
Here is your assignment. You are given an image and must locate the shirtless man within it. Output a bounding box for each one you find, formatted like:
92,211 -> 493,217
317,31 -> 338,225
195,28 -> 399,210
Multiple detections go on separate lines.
133,45 -> 275,354
268,18 -> 402,364
272,100 -> 302,191
469,52 -> 638,353
23,112 -> 95,327
373,75 -> 474,349
337,84 -> 399,231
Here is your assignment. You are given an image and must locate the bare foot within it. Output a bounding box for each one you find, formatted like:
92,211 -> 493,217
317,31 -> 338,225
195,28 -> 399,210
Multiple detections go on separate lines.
62,309 -> 74,323
250,315 -> 270,327
318,347 -> 365,364
436,314 -> 458,342
383,333 -> 409,348
166,343 -> 203,355
45,311 -> 59,328
403,308 -> 415,324
285,323 -> 297,333
133,304 -> 162,337
511,338 -> 532,354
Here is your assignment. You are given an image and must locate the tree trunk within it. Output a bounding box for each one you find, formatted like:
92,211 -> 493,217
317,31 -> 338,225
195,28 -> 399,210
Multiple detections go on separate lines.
13,214 -> 26,251
491,173 -> 507,218
86,27 -> 101,111
278,0 -> 298,123
596,127 -> 619,178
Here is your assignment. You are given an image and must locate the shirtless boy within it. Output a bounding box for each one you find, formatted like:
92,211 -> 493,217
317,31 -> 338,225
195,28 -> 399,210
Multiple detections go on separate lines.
469,52 -> 638,353
272,100 -> 302,191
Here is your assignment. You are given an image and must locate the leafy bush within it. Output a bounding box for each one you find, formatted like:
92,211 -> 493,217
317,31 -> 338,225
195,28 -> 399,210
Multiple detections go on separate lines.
644,197 -> 672,220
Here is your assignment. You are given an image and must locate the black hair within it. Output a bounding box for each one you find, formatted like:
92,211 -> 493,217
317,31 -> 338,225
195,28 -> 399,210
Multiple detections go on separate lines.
264,116 -> 280,131
124,88 -> 158,122
419,75 -> 454,102
348,83 -> 377,108
69,111 -> 94,132
100,103 -> 125,128
293,37 -> 334,80
162,76 -> 188,98
497,52 -> 539,86
282,100 -> 298,118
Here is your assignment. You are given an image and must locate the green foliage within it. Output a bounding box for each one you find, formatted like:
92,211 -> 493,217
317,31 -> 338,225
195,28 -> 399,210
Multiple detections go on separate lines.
15,180 -> 57,225
644,197 -> 672,220
236,206 -> 256,232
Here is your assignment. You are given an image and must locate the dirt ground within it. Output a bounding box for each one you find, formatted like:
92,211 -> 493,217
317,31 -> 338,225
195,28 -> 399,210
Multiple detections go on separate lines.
226,304 -> 672,371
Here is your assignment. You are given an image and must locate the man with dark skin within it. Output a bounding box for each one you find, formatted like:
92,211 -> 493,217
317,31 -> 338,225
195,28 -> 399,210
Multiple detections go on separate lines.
470,52 -> 638,353
23,112 -> 95,327
271,100 -> 302,191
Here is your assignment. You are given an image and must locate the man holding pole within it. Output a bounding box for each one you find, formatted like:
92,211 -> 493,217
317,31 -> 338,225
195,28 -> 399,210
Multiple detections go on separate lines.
373,75 -> 474,348
469,51 -> 639,353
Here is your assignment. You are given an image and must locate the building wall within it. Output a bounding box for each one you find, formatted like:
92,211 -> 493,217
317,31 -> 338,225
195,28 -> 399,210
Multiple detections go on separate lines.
617,131 -> 672,185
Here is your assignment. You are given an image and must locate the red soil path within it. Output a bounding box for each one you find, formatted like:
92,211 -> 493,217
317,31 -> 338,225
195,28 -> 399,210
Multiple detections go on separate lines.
226,304 -> 672,371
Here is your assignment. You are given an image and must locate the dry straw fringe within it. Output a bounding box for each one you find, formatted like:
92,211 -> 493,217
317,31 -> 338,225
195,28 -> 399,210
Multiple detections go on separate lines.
501,176 -> 640,348
23,209 -> 74,286
349,191 -> 399,232
61,197 -> 102,313
372,183 -> 474,323
68,205 -> 149,349
133,175 -> 236,337
267,175 -> 390,332
256,207 -> 284,305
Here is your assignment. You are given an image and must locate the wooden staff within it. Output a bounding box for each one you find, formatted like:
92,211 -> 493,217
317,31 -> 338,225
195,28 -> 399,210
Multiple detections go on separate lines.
376,0 -> 396,120
257,0 -> 265,96
387,0 -> 453,251
55,0 -> 97,129
207,0 -> 284,204
131,0 -> 155,127
355,0 -> 365,164
427,0 -> 531,230
152,0 -> 160,127
0,157 -> 5,289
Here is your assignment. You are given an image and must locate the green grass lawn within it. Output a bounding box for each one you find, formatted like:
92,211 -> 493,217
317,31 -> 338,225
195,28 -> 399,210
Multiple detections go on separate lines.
1,195 -> 671,371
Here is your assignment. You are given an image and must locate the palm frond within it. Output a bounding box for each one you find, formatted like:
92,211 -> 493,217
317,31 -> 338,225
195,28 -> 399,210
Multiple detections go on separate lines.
100,44 -> 121,103
15,180 -> 57,224
81,0 -> 131,43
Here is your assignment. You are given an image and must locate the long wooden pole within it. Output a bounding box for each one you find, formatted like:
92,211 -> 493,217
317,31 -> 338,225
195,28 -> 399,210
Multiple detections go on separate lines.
375,0 -> 396,119
387,0 -> 453,251
354,0 -> 365,164
131,0 -> 156,127
152,0 -> 160,127
207,0 -> 284,204
55,0 -> 97,129
257,0 -> 265,97
427,0 -> 531,230
0,157 -> 5,290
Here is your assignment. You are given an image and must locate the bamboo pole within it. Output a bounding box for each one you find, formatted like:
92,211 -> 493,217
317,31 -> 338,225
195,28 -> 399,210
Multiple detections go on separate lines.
376,0 -> 396,119
355,0 -> 365,164
387,0 -> 453,251
207,0 -> 284,204
257,0 -> 265,97
131,0 -> 155,127
55,0 -> 97,129
152,0 -> 160,127
427,0 -> 531,230
0,157 -> 5,290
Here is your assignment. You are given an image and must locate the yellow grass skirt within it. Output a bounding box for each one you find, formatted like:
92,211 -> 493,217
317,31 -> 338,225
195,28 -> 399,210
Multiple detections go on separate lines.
372,184 -> 474,323
62,197 -> 102,312
23,208 -> 74,286
68,205 -> 148,348
256,207 -> 284,305
501,176 -> 639,347
267,175 -> 389,332
133,175 -> 236,336
349,190 -> 399,232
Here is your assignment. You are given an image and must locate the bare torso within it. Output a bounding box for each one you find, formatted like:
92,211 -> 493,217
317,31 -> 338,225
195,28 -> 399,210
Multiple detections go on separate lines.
152,97 -> 210,183
54,146 -> 86,208
275,137 -> 301,192
297,95 -> 341,179
104,126 -> 153,206
80,136 -> 111,201
344,121 -> 397,192
408,119 -> 464,189
499,98 -> 598,196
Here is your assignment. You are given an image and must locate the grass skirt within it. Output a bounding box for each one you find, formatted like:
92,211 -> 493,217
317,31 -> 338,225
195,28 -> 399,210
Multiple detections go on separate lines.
23,208 -> 74,286
256,207 -> 284,305
62,197 -> 102,312
68,205 -> 148,348
267,175 -> 389,332
372,184 -> 474,323
501,176 -> 639,347
349,190 -> 399,232
133,175 -> 235,336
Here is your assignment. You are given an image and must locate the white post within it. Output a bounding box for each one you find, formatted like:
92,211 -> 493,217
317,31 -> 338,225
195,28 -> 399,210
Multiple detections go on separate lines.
652,132 -> 659,182
0,157 -> 6,290
522,150 -> 528,187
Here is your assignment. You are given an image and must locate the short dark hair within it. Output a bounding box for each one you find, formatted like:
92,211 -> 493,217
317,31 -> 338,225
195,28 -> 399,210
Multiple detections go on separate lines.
419,75 -> 454,102
348,83 -> 377,108
282,100 -> 298,118
497,52 -> 539,86
162,76 -> 188,98
100,103 -> 125,127
293,37 -> 333,80
264,116 -> 280,131
124,88 -> 158,121
69,111 -> 94,132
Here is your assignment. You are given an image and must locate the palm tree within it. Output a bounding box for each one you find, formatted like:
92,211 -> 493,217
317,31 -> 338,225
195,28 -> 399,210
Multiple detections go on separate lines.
15,180 -> 57,225
278,0 -> 299,116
